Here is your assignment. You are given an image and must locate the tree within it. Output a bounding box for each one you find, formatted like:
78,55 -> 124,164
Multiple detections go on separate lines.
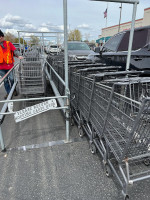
68,29 -> 82,41
29,36 -> 40,46
83,40 -> 89,43
4,32 -> 16,43
4,32 -> 26,44
14,37 -> 26,44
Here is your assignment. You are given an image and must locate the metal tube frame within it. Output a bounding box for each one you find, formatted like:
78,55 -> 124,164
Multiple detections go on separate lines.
19,32 -> 62,57
17,31 -> 63,45
64,0 -> 70,142
0,1 -> 70,150
0,64 -> 19,151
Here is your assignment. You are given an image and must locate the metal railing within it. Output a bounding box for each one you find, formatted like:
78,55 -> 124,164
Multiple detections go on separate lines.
0,61 -> 20,151
0,58 -> 70,151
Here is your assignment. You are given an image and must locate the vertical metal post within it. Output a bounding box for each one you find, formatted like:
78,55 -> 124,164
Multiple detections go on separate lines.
23,36 -> 25,55
126,2 -> 137,70
63,0 -> 70,142
57,34 -> 59,55
0,126 -> 5,151
18,32 -> 21,54
42,33 -> 44,54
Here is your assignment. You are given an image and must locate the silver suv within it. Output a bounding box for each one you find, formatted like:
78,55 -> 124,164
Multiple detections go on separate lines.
67,41 -> 94,61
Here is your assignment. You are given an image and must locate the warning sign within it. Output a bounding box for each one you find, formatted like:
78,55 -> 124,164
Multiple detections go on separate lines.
14,99 -> 57,123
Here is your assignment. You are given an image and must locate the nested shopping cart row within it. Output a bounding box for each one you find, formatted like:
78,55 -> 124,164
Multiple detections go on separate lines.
70,69 -> 150,199
47,54 -> 150,199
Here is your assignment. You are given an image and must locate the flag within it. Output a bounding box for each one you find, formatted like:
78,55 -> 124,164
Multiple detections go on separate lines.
104,8 -> 107,18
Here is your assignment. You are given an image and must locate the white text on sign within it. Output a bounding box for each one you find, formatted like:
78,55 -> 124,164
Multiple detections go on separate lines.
14,99 -> 57,123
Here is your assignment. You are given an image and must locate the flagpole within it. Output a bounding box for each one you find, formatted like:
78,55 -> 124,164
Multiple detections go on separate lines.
118,3 -> 122,32
106,3 -> 108,28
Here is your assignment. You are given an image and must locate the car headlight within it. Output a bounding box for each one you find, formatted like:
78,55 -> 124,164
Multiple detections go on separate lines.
76,56 -> 87,60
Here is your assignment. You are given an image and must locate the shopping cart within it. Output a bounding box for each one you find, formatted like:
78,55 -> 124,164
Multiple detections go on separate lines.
16,59 -> 46,96
98,81 -> 150,199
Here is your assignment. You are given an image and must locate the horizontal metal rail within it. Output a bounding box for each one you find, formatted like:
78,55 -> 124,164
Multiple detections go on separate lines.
46,60 -> 66,86
23,36 -> 59,38
0,96 -> 67,104
91,0 -> 139,4
18,31 -> 64,34
0,106 -> 68,115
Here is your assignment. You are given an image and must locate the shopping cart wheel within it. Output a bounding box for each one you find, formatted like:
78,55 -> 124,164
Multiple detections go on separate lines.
124,195 -> 129,200
78,126 -> 85,138
143,158 -> 150,166
105,164 -> 112,177
122,191 -> 129,200
90,142 -> 97,154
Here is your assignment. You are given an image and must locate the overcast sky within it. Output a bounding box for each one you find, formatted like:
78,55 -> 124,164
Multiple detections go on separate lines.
0,0 -> 149,43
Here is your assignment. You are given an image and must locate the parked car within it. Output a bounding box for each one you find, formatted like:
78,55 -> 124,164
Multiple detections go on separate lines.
66,41 -> 95,61
48,45 -> 61,54
13,43 -> 24,54
100,26 -> 150,70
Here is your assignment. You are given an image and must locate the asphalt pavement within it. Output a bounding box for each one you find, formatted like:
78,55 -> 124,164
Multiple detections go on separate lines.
0,65 -> 150,200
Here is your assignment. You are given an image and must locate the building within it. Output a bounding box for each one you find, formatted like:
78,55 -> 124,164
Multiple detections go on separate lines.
96,7 -> 150,45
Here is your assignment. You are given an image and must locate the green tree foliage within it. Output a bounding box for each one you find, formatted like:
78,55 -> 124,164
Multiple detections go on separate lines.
68,29 -> 82,41
29,36 -> 40,45
14,37 -> 26,44
4,32 -> 26,44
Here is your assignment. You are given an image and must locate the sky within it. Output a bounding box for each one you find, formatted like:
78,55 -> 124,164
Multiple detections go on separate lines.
0,0 -> 149,44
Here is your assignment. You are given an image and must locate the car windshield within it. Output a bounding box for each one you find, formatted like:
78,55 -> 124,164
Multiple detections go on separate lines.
50,45 -> 58,48
103,33 -> 124,52
68,42 -> 90,50
118,29 -> 149,51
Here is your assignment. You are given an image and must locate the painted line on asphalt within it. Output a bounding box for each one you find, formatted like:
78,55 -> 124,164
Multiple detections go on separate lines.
8,137 -> 87,152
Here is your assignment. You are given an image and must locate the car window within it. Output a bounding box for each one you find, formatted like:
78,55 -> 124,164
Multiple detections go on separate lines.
50,45 -> 58,48
102,33 -> 124,52
68,43 -> 90,50
147,29 -> 150,44
118,29 -> 149,51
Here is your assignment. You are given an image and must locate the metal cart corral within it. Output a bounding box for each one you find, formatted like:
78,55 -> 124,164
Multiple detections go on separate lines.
0,0 -> 70,152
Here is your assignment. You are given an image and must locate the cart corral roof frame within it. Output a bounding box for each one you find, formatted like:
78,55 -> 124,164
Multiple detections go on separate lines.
91,0 -> 139,4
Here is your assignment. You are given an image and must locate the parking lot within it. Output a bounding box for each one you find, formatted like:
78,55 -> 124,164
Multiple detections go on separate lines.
1,0 -> 150,199
0,77 -> 150,200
